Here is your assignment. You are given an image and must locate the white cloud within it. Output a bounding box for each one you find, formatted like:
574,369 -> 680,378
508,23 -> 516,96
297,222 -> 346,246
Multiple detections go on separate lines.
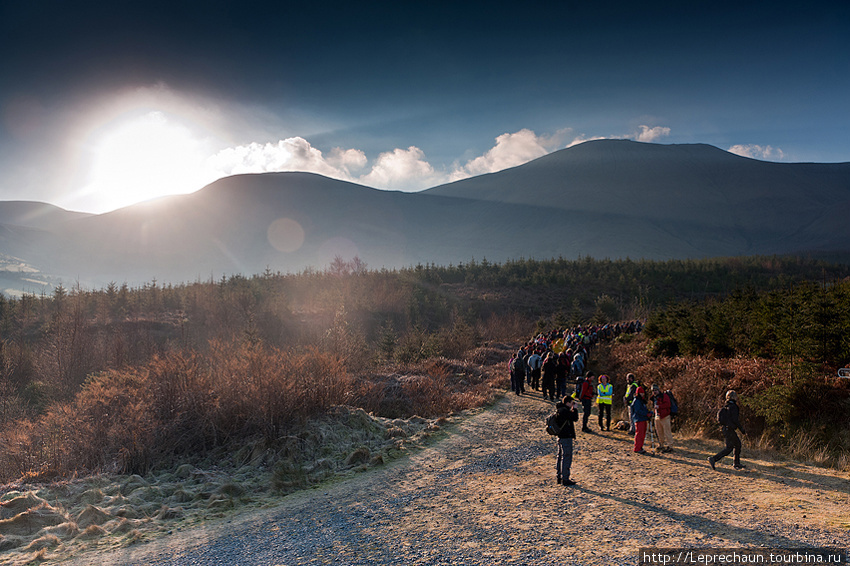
328,147 -> 368,173
358,146 -> 439,190
449,129 -> 564,182
728,144 -> 785,161
205,137 -> 367,182
635,125 -> 671,142
567,134 -> 607,148
202,125 -> 671,196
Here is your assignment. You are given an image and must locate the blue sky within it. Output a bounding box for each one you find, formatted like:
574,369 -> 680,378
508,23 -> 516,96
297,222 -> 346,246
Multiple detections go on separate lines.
1,0 -> 848,213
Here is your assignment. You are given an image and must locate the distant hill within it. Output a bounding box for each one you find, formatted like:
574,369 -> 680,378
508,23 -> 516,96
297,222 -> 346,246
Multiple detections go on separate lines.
0,140 -> 848,293
425,139 -> 850,255
0,201 -> 91,230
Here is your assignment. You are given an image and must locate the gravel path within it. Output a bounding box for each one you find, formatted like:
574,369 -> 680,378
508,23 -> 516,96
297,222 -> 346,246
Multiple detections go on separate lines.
66,391 -> 850,566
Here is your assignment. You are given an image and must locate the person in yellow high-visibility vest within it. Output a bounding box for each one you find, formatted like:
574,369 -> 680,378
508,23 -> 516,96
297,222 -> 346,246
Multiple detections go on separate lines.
596,374 -> 613,431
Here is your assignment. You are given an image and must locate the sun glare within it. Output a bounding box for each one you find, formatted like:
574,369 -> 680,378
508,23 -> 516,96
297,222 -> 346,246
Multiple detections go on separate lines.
80,111 -> 219,213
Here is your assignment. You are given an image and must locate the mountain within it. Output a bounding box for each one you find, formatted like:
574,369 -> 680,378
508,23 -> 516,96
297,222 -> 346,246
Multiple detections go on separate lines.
1,140 -> 848,293
425,139 -> 850,255
0,201 -> 92,230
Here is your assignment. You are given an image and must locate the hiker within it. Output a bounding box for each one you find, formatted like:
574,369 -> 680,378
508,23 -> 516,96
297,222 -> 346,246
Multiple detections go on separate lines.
571,352 -> 585,382
624,373 -> 640,434
578,371 -> 595,433
555,353 -> 570,400
631,386 -> 652,454
509,351 -> 526,395
650,384 -> 674,452
541,352 -> 558,401
553,395 -> 580,486
597,374 -> 613,431
528,348 -> 542,390
708,390 -> 747,470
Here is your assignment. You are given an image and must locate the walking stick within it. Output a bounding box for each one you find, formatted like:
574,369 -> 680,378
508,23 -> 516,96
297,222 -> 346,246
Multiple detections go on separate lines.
649,417 -> 655,450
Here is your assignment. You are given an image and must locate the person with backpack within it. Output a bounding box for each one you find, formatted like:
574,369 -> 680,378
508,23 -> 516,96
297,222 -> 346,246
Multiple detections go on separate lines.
509,350 -> 526,395
630,386 -> 652,454
578,371 -> 595,433
570,352 -> 585,382
650,384 -> 674,453
624,373 -> 640,434
708,390 -> 747,470
552,395 -> 580,486
596,374 -> 613,431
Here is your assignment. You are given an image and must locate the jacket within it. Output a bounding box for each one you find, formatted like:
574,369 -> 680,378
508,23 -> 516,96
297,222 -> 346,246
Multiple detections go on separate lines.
555,402 -> 579,438
597,383 -> 613,405
652,391 -> 672,419
630,397 -> 651,422
721,399 -> 745,435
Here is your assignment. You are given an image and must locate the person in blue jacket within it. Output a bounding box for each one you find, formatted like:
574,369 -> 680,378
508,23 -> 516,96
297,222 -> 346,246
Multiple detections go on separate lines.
630,387 -> 652,454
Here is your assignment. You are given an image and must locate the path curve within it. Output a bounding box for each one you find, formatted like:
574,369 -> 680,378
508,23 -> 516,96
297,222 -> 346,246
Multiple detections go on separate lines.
68,391 -> 850,566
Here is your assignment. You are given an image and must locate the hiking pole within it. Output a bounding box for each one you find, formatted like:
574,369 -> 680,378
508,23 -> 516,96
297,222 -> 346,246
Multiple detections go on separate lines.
649,418 -> 655,450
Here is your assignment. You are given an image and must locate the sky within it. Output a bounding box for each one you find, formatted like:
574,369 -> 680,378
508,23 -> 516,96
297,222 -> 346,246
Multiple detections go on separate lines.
1,0 -> 848,214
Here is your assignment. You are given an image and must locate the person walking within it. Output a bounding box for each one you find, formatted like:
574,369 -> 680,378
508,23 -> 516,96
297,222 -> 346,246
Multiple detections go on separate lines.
509,350 -> 526,395
553,395 -> 580,486
650,384 -> 674,452
630,386 -> 652,454
596,374 -> 613,431
708,390 -> 747,470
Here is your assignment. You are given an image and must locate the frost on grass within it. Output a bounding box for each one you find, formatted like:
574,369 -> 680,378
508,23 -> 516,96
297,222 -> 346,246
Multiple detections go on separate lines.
0,404 -> 450,563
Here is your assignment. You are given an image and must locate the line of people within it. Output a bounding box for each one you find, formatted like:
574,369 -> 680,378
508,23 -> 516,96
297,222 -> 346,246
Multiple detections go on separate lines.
512,323 -> 748,486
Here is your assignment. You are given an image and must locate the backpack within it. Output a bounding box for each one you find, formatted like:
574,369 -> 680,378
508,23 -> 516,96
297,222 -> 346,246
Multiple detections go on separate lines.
579,378 -> 593,400
717,405 -> 731,427
545,412 -> 564,436
666,390 -> 679,415
511,357 -> 526,376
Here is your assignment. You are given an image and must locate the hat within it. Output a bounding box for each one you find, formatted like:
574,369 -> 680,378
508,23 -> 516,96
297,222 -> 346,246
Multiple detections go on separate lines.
726,390 -> 738,401
636,386 -> 645,397
651,384 -> 660,392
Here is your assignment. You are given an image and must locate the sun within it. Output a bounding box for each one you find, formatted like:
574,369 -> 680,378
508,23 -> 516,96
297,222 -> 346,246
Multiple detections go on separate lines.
80,111 -> 218,213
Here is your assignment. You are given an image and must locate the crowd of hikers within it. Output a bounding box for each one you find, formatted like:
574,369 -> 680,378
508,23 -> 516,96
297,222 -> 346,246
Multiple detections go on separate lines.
508,321 -> 746,487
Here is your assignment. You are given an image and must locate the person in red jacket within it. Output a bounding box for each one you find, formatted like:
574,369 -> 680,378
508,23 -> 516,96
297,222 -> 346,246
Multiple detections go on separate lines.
651,383 -> 674,453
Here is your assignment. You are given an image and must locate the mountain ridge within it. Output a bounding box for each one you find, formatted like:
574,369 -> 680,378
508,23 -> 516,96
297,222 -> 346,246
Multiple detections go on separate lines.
0,140 -> 847,293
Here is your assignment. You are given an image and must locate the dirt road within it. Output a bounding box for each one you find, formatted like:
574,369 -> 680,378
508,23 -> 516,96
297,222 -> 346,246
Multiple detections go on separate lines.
66,391 -> 850,565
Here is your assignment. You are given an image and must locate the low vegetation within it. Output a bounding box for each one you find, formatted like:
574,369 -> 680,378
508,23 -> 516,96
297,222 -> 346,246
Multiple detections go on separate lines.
0,255 -> 848,560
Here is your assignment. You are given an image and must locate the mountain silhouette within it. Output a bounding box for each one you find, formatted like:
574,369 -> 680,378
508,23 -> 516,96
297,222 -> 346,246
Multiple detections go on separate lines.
0,140 -> 848,292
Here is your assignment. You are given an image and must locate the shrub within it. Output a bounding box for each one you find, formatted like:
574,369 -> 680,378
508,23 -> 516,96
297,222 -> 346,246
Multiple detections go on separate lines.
647,337 -> 679,358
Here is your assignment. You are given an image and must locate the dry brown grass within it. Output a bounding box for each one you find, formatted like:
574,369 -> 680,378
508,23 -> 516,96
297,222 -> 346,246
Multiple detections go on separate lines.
0,329 -> 508,483
0,341 -> 356,482
599,336 -> 850,469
